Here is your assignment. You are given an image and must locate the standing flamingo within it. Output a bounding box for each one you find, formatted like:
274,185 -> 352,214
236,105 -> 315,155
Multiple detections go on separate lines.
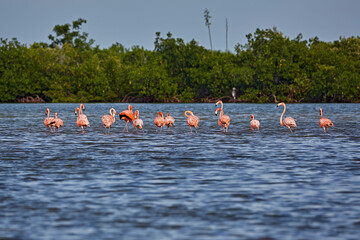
250,114 -> 260,132
154,112 -> 165,132
185,111 -> 199,133
44,108 -> 55,132
54,112 -> 64,131
215,100 -> 230,132
277,102 -> 297,133
133,110 -> 144,131
319,108 -> 334,133
75,104 -> 90,133
102,108 -> 116,133
164,112 -> 175,129
119,104 -> 135,132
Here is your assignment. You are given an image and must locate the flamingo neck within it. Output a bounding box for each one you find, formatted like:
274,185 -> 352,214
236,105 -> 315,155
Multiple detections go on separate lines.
216,101 -> 224,110
320,110 -> 323,119
47,110 -> 50,118
280,105 -> 286,126
110,108 -> 115,117
218,109 -> 223,118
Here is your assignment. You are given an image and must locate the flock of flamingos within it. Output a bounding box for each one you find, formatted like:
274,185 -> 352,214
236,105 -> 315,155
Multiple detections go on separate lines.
43,100 -> 334,134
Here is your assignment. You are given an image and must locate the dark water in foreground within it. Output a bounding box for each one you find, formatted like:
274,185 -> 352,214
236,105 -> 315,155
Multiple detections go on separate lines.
0,103 -> 360,240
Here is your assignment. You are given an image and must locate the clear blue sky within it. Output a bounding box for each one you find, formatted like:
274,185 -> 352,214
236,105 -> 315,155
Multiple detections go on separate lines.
1,0 -> 359,51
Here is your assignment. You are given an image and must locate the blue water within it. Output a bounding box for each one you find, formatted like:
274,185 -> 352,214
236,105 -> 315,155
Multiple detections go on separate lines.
0,103 -> 360,239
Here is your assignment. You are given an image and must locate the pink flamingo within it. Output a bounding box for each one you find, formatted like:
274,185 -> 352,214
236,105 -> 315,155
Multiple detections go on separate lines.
154,112 -> 165,132
54,112 -> 64,131
75,104 -> 90,132
119,104 -> 135,132
250,114 -> 260,132
185,110 -> 199,133
102,108 -> 116,133
164,112 -> 175,128
44,108 -> 55,132
319,108 -> 333,133
133,110 -> 144,131
277,102 -> 297,133
215,100 -> 230,132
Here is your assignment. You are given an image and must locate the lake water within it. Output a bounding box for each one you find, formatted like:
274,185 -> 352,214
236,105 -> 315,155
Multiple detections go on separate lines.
0,103 -> 360,239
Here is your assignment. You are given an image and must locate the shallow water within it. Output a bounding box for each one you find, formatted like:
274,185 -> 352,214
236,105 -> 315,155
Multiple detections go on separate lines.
0,103 -> 360,239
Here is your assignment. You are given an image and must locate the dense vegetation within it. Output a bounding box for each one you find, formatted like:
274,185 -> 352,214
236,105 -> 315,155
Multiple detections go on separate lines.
1,19 -> 360,103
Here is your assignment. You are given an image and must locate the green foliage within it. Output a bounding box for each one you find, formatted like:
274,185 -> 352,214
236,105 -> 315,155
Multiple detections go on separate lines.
0,20 -> 360,103
48,18 -> 94,49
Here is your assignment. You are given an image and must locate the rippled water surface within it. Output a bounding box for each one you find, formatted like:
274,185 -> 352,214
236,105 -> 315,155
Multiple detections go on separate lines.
1,103 -> 360,239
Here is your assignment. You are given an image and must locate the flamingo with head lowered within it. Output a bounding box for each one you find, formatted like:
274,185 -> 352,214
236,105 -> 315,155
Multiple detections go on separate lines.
44,108 -> 55,132
75,103 -> 90,133
154,112 -> 165,132
102,108 -> 116,133
185,111 -> 199,133
119,104 -> 135,132
319,108 -> 333,133
165,112 -> 175,129
215,100 -> 230,132
133,110 -> 144,131
250,114 -> 260,132
277,102 -> 297,133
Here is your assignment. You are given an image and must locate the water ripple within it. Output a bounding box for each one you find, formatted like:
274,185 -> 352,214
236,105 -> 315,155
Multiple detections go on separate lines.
0,103 -> 360,239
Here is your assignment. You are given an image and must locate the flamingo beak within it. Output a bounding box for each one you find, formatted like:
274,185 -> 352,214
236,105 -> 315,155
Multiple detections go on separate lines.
214,110 -> 218,116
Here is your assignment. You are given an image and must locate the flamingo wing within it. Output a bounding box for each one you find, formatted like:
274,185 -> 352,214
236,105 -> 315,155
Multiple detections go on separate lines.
283,117 -> 297,128
220,115 -> 230,127
54,118 -> 63,128
154,117 -> 165,127
187,115 -> 199,128
102,115 -> 114,128
250,119 -> 260,130
77,114 -> 90,127
133,119 -> 144,129
119,110 -> 135,122
319,118 -> 333,128
165,116 -> 175,127
44,117 -> 55,127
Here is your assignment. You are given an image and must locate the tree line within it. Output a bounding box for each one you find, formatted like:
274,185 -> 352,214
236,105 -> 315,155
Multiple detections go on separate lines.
1,18 -> 359,103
